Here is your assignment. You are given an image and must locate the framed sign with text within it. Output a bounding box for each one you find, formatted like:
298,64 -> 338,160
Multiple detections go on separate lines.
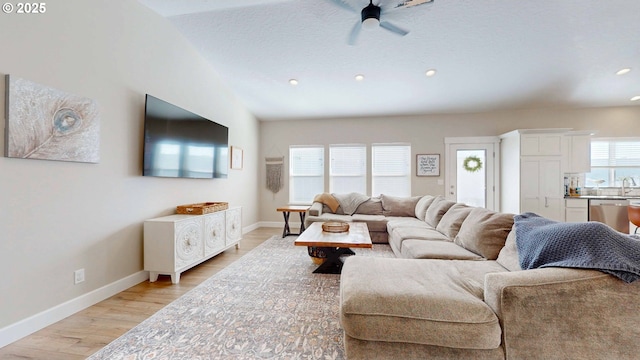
416,154 -> 440,176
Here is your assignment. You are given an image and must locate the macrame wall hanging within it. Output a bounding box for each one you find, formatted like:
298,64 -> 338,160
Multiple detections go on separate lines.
266,156 -> 284,194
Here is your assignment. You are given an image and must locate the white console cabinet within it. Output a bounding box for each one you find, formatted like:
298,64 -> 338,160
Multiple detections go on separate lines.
144,206 -> 242,284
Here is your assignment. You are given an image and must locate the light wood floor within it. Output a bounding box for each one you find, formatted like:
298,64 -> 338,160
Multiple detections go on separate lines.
0,227 -> 282,360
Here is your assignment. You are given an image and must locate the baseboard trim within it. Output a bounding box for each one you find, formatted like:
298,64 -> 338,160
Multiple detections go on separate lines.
0,222 -> 289,348
0,271 -> 148,348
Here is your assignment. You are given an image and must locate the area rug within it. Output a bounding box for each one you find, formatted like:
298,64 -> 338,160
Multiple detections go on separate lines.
88,235 -> 394,359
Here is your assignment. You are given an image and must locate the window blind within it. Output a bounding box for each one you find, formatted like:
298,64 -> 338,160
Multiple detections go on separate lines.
330,145 -> 366,194
289,146 -> 324,204
591,139 -> 640,167
371,144 -> 411,197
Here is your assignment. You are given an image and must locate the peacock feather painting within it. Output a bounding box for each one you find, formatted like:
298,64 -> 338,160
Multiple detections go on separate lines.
4,75 -> 100,163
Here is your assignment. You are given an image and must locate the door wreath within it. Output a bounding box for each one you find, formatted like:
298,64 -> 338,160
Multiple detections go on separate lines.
463,155 -> 483,173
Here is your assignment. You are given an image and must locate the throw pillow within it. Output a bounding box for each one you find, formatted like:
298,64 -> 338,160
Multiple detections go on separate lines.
424,196 -> 456,228
414,195 -> 436,221
354,196 -> 384,215
380,194 -> 422,217
496,226 -> 522,271
454,208 -> 514,260
436,203 -> 473,239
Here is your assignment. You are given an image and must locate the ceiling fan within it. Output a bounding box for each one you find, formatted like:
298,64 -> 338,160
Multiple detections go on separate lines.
328,0 -> 434,45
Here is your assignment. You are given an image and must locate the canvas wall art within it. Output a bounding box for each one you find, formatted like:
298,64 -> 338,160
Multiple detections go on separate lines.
4,75 -> 100,163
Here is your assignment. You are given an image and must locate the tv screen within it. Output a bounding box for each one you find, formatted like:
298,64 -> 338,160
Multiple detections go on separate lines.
143,94 -> 229,179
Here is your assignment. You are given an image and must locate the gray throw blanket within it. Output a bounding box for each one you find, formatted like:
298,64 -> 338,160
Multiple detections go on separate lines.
514,212 -> 640,283
331,192 -> 370,215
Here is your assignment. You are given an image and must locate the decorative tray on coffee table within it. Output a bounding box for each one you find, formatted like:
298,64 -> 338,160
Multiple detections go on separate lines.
322,221 -> 350,233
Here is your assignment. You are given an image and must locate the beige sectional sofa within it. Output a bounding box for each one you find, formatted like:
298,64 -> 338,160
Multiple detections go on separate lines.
307,193 -> 640,359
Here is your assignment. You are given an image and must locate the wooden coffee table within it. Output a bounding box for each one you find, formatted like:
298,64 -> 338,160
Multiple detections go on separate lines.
294,222 -> 372,274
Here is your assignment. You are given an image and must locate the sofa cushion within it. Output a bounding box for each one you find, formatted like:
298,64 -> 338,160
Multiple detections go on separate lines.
386,217 -> 432,232
388,227 -> 450,256
454,208 -> 514,260
309,213 -> 353,223
354,196 -> 383,215
424,196 -> 456,228
340,257 -> 503,349
381,194 -> 422,217
351,214 -> 387,232
495,226 -> 522,271
414,195 -> 436,221
401,239 -> 484,260
436,203 -> 473,239
390,227 -> 449,241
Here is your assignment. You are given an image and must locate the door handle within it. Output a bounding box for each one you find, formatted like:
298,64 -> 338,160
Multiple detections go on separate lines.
545,197 -> 549,207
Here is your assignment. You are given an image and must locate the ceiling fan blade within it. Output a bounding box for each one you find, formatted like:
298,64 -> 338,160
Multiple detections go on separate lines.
393,0 -> 434,10
326,0 -> 357,13
379,21 -> 409,36
348,20 -> 362,45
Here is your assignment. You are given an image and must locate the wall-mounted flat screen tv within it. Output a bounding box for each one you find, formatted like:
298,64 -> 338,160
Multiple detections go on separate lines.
143,94 -> 229,179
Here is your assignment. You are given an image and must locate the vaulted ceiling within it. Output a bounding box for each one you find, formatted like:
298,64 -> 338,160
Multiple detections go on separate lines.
138,0 -> 640,120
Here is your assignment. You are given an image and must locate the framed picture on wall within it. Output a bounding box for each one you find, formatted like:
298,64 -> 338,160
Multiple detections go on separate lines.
231,146 -> 243,170
416,154 -> 440,176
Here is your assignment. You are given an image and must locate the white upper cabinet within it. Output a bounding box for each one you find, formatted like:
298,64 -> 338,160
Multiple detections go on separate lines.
520,133 -> 565,156
564,133 -> 592,174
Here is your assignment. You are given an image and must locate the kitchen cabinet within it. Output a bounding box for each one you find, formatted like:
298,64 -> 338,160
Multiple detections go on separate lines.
564,133 -> 592,174
520,157 -> 564,220
500,129 -> 565,221
565,198 -> 588,222
520,132 -> 566,156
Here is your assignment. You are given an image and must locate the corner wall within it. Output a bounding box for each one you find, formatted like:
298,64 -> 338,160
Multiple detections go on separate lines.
0,0 -> 259,343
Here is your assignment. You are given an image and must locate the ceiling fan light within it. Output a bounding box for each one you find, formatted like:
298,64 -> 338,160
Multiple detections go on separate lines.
361,1 -> 381,29
362,17 -> 379,29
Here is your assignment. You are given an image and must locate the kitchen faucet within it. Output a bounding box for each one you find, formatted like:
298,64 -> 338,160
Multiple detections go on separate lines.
621,177 -> 636,195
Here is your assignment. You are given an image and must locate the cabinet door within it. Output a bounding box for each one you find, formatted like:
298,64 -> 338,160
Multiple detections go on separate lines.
567,135 -> 591,173
520,159 -> 542,214
539,158 -> 564,221
521,134 -> 563,156
204,212 -> 225,256
225,207 -> 242,244
520,157 -> 564,221
174,217 -> 204,269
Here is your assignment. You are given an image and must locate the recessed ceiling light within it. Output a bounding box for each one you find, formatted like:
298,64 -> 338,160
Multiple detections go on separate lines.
425,69 -> 437,77
631,95 -> 640,101
616,68 -> 631,75
288,79 -> 298,86
355,74 -> 365,81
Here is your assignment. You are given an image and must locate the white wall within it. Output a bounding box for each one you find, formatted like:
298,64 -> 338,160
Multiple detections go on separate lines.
259,106 -> 640,223
0,0 -> 259,342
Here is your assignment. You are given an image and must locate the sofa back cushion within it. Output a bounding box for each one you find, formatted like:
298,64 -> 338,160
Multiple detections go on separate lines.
454,208 -> 514,260
424,196 -> 456,228
414,195 -> 436,221
436,203 -> 473,240
380,194 -> 422,217
354,196 -> 384,215
496,227 -> 523,271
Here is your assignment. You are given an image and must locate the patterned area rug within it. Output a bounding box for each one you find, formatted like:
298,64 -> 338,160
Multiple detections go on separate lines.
88,235 -> 394,359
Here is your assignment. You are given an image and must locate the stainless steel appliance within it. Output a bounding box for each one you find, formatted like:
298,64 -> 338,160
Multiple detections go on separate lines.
589,199 -> 630,233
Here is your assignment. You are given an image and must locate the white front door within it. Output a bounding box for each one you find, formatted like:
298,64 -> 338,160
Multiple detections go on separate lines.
445,138 -> 499,210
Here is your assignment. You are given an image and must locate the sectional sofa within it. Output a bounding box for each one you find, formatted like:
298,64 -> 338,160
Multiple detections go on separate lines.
306,193 -> 640,359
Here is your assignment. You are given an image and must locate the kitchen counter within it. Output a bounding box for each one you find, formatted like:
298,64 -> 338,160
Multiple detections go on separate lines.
565,195 -> 640,200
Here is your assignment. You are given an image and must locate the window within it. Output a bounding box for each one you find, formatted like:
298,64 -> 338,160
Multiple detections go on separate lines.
371,144 -> 411,197
585,138 -> 640,187
289,146 -> 324,204
330,145 -> 366,194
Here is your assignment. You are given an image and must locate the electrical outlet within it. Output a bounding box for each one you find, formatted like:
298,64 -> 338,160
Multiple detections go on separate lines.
74,269 -> 85,284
